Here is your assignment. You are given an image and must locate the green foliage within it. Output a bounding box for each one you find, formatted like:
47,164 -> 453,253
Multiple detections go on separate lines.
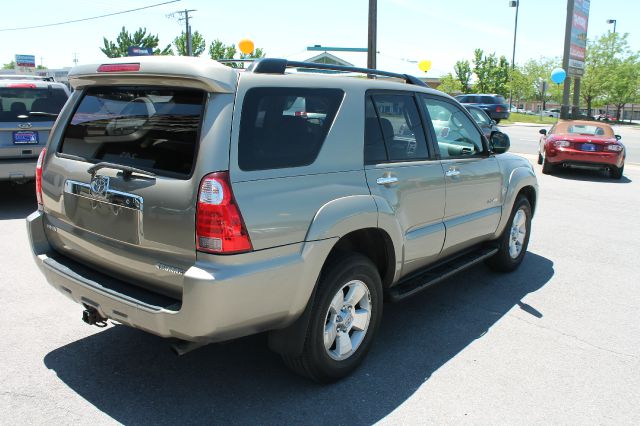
174,31 -> 206,56
453,60 -> 472,93
472,49 -> 509,95
101,27 -> 172,58
209,40 -> 265,68
36,65 -> 47,70
2,60 -> 15,69
437,73 -> 462,94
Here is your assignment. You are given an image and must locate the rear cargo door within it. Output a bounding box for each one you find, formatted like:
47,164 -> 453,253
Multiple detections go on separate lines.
42,85 -> 218,298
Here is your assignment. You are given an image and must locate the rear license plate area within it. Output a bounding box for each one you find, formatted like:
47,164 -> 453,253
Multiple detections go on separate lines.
63,193 -> 141,245
13,131 -> 39,144
581,143 -> 596,152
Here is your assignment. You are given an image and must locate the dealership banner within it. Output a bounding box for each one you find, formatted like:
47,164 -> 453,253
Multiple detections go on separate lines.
568,0 -> 590,76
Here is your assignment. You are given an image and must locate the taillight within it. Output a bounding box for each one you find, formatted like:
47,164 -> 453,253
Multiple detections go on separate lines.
97,63 -> 140,72
294,111 -> 307,117
496,106 -> 503,112
196,172 -> 252,254
554,140 -> 570,148
607,144 -> 623,152
35,148 -> 46,209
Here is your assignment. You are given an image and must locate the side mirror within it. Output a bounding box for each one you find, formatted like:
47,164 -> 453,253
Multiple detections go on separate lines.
615,134 -> 622,141
490,132 -> 510,154
539,129 -> 547,135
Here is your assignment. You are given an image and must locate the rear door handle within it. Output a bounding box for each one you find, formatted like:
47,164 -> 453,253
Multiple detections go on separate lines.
445,169 -> 460,177
376,176 -> 399,185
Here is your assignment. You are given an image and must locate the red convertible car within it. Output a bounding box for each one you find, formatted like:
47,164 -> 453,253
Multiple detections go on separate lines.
538,121 -> 625,179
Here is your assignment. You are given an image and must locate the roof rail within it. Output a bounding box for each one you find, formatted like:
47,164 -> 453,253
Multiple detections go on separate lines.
246,58 -> 429,88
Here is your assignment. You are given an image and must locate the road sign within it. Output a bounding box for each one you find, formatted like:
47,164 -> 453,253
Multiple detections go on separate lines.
15,54 -> 35,67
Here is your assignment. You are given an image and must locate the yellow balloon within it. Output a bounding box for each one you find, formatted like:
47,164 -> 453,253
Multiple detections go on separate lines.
418,60 -> 432,72
238,39 -> 255,55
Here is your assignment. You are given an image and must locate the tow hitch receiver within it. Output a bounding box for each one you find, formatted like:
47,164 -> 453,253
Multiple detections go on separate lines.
82,307 -> 108,328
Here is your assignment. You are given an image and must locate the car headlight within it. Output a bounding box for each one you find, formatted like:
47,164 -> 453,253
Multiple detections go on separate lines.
606,144 -> 623,152
554,140 -> 570,147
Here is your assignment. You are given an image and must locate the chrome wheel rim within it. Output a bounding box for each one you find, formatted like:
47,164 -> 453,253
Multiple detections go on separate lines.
323,280 -> 372,361
508,208 -> 527,259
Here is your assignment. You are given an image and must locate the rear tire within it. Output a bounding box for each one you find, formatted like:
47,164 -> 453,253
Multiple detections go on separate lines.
610,164 -> 624,180
282,253 -> 383,383
541,156 -> 555,175
486,196 -> 532,272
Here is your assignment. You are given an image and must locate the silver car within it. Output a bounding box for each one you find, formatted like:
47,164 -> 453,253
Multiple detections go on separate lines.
27,56 -> 538,382
1,79 -> 69,183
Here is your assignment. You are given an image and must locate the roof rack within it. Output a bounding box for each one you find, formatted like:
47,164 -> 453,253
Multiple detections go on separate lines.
245,58 -> 429,88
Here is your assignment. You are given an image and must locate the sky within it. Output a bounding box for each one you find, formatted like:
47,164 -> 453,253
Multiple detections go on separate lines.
1,0 -> 638,77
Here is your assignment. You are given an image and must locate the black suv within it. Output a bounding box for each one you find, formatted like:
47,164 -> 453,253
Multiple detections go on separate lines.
455,94 -> 510,123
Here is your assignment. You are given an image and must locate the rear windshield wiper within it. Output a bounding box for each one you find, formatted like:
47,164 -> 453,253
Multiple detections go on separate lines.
88,162 -> 156,180
28,111 -> 59,117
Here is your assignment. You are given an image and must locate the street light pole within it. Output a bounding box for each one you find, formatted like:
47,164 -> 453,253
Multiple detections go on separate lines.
606,19 -> 617,33
508,0 -> 520,112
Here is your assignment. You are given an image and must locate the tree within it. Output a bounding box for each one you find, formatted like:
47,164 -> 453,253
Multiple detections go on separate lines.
453,60 -> 472,93
472,49 -> 509,95
209,40 -> 265,68
101,27 -> 172,58
36,65 -> 47,70
521,57 -> 559,108
2,60 -> 15,69
437,73 -> 462,94
506,68 -> 531,106
174,31 -> 206,56
592,32 -> 640,119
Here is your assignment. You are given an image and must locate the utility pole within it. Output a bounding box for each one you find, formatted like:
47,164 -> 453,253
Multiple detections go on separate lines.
367,0 -> 377,72
508,0 -> 520,111
72,52 -> 78,66
168,9 -> 197,56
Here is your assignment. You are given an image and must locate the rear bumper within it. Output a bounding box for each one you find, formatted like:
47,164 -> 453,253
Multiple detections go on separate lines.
489,111 -> 510,120
0,157 -> 38,181
27,210 -> 336,342
547,148 -> 624,168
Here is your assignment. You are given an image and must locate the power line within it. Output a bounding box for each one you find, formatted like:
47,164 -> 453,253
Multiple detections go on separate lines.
0,0 -> 181,32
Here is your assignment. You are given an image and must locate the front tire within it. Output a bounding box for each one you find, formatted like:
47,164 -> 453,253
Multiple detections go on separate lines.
486,196 -> 532,272
282,253 -> 383,383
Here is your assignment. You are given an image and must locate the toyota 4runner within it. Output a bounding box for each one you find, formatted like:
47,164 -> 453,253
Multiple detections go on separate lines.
27,56 -> 538,382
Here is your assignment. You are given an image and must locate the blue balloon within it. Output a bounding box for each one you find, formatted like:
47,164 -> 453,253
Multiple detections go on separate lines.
551,68 -> 567,84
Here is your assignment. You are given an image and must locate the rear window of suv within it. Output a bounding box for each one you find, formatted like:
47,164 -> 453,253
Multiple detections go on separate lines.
59,86 -> 206,177
0,86 -> 67,122
238,87 -> 344,171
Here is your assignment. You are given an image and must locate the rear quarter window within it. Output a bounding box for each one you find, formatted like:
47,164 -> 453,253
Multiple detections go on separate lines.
59,86 -> 206,178
238,87 -> 344,171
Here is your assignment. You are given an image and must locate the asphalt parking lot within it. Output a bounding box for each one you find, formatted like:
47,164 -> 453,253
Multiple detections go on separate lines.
1,138 -> 639,424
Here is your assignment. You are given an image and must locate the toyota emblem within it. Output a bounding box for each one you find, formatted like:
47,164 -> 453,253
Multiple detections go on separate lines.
90,175 -> 110,198
18,123 -> 33,129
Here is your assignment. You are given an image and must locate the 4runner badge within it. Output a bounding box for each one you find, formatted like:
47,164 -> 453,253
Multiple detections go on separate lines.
90,175 -> 110,198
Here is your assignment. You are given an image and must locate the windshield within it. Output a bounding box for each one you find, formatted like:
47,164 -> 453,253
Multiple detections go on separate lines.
0,87 -> 67,122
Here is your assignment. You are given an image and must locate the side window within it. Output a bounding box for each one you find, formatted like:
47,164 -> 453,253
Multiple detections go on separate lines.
420,96 -> 485,159
468,107 -> 490,125
370,94 -> 428,162
480,96 -> 495,104
238,88 -> 344,171
364,97 -> 388,164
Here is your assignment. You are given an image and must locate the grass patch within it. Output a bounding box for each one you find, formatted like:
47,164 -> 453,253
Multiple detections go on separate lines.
502,113 -> 558,125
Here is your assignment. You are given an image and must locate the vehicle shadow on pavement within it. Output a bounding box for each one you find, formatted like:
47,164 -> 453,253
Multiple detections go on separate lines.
548,168 -> 632,183
44,252 -> 553,425
0,182 -> 37,220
